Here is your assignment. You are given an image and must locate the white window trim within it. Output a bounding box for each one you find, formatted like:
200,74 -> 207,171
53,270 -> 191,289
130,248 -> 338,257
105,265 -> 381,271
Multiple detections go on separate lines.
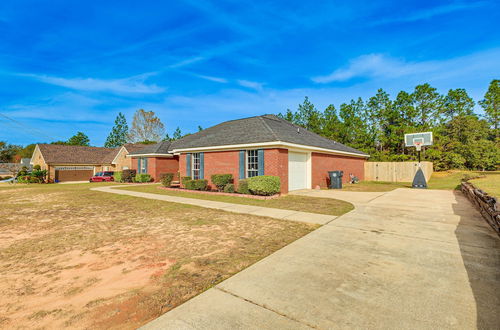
245,150 -> 259,178
191,153 -> 200,179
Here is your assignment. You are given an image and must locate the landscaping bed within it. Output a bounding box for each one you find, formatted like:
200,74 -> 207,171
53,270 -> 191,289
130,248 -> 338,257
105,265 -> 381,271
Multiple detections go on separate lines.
0,183 -> 315,329
158,186 -> 280,200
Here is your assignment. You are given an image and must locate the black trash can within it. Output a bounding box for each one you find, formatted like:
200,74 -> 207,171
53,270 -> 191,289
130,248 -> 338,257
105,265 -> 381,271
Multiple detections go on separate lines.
328,171 -> 343,189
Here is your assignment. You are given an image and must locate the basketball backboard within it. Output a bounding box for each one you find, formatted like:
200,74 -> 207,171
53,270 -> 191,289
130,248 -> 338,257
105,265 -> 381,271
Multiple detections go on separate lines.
404,132 -> 433,147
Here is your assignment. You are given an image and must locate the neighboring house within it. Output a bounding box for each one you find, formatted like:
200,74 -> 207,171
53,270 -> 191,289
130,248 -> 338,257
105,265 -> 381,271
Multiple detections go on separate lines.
129,114 -> 369,193
31,143 -> 147,182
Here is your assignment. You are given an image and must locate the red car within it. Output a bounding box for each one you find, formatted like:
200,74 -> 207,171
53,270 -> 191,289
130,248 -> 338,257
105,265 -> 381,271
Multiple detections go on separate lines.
89,171 -> 115,182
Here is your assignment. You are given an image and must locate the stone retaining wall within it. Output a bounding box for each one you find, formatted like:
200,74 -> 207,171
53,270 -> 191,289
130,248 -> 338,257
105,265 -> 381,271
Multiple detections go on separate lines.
461,182 -> 499,235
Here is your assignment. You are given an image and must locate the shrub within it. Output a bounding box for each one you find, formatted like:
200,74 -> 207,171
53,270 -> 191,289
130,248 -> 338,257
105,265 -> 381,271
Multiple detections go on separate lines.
134,173 -> 151,183
211,174 -> 233,191
185,179 -> 208,191
237,179 -> 250,194
181,176 -> 192,187
33,165 -> 41,171
223,183 -> 235,193
160,173 -> 174,187
17,166 -> 29,177
114,171 -> 122,182
31,169 -> 47,183
122,169 -> 136,183
247,175 -> 280,196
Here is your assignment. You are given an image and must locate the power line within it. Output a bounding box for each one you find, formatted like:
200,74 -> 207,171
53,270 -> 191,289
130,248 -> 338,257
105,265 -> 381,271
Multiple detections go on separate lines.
0,112 -> 61,141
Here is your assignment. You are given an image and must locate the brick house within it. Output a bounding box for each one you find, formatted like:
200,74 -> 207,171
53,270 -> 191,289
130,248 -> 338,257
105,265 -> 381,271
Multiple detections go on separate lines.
31,143 -> 146,182
129,114 -> 368,193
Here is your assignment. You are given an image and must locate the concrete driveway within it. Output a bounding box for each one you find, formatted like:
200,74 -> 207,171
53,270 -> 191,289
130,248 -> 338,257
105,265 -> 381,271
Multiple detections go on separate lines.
143,188 -> 500,329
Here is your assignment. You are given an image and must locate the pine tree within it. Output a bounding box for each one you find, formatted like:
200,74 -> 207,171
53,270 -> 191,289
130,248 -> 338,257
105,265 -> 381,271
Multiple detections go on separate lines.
479,79 -> 499,135
67,132 -> 90,146
105,113 -> 129,147
173,127 -> 182,140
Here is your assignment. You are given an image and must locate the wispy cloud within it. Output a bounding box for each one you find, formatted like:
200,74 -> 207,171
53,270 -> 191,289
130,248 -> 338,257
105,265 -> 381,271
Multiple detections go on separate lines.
312,48 -> 500,84
195,74 -> 228,83
19,72 -> 165,94
372,1 -> 487,25
237,79 -> 264,91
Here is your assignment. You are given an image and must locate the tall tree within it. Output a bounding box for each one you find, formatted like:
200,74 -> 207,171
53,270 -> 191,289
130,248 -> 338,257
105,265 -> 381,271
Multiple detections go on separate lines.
442,88 -> 474,120
67,132 -> 90,146
294,97 -> 324,134
412,83 -> 443,128
105,112 -> 129,147
128,109 -> 165,143
479,79 -> 499,135
321,104 -> 341,141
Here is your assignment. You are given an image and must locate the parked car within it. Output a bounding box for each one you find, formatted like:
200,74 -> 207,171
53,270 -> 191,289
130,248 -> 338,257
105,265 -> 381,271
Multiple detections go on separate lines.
89,171 -> 115,182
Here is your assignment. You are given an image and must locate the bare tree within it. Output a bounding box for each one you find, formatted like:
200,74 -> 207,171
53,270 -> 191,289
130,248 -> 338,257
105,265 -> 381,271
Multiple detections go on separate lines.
0,163 -> 22,177
128,109 -> 165,143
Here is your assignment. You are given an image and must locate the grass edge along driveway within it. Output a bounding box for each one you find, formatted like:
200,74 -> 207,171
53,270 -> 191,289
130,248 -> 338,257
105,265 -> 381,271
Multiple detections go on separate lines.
119,184 -> 354,216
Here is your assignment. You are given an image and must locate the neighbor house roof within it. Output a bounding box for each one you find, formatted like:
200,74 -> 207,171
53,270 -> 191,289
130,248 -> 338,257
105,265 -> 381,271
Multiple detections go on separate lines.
171,115 -> 368,156
123,143 -> 149,153
37,144 -> 118,165
127,141 -> 172,156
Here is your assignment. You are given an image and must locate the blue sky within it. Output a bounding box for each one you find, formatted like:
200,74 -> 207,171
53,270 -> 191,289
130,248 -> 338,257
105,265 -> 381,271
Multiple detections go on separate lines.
0,0 -> 499,146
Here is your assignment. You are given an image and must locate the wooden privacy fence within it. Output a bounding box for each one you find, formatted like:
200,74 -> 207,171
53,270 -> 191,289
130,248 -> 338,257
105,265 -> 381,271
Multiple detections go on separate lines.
461,182 -> 499,235
364,161 -> 433,182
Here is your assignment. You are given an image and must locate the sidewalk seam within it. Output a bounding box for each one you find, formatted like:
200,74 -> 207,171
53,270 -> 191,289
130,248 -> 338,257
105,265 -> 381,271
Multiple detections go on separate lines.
215,287 -> 317,329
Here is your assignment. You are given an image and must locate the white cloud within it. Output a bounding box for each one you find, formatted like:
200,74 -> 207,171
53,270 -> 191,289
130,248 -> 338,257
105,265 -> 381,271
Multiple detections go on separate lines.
312,48 -> 500,84
237,79 -> 264,91
19,72 -> 164,94
195,74 -> 228,83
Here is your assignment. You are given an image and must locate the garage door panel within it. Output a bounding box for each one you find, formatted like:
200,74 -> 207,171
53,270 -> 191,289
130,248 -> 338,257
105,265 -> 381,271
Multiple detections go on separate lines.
56,170 -> 94,182
288,152 -> 308,191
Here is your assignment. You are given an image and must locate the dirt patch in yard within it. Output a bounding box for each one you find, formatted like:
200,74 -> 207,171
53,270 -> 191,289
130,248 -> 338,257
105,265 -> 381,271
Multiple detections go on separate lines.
0,183 -> 316,329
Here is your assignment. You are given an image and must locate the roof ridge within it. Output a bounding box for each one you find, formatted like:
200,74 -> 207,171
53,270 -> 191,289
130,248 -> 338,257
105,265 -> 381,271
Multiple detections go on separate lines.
259,116 -> 280,141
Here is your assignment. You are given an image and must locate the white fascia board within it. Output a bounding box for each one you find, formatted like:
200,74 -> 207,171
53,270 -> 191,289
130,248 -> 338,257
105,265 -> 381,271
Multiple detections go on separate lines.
126,153 -> 173,158
172,141 -> 369,158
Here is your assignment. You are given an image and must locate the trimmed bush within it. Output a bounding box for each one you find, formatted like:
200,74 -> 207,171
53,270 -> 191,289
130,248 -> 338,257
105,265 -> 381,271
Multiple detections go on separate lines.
211,174 -> 233,191
33,164 -> 41,171
247,175 -> 280,196
237,179 -> 250,194
160,173 -> 174,187
122,169 -> 136,183
134,173 -> 151,183
113,171 -> 122,182
223,183 -> 235,193
185,179 -> 208,191
181,176 -> 192,187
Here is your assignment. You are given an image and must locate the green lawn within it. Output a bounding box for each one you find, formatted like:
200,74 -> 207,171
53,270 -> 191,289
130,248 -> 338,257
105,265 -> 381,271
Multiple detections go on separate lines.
428,170 -> 500,190
120,184 -> 354,216
469,174 -> 500,198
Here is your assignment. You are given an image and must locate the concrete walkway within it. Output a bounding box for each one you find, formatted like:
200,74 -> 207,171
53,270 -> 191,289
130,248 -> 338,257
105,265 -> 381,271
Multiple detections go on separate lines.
140,188 -> 500,329
91,185 -> 336,225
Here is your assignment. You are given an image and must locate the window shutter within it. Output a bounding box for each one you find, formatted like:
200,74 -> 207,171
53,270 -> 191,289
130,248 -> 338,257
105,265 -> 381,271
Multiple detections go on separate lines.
137,158 -> 141,174
144,158 -> 148,174
239,151 -> 245,179
186,153 -> 191,177
258,149 -> 264,176
199,152 -> 204,179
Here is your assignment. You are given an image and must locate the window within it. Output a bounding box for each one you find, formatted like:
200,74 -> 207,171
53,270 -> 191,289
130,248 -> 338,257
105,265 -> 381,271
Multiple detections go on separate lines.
192,153 -> 200,179
139,158 -> 147,174
247,150 -> 259,178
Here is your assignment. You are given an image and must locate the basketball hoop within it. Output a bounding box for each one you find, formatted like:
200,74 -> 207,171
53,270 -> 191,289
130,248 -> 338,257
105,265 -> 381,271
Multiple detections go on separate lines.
414,141 -> 423,152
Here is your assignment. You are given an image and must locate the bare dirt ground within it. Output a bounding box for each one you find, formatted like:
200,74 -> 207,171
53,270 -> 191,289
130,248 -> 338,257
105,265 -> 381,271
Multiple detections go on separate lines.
0,183 -> 316,329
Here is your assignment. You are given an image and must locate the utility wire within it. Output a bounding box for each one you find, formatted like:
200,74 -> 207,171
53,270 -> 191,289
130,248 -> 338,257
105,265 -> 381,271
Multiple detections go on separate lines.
0,112 -> 61,142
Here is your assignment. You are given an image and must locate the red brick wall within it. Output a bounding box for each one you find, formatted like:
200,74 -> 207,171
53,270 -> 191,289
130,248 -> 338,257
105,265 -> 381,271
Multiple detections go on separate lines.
131,157 -> 179,182
178,148 -> 288,192
311,152 -> 365,189
264,148 -> 288,194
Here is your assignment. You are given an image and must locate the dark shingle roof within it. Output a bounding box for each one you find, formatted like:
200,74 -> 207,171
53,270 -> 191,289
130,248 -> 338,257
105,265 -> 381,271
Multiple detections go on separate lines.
128,141 -> 172,155
38,144 -> 118,165
123,143 -> 149,154
171,115 -> 368,156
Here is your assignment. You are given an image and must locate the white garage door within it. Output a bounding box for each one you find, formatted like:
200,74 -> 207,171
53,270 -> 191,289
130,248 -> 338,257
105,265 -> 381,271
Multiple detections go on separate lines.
288,152 -> 308,191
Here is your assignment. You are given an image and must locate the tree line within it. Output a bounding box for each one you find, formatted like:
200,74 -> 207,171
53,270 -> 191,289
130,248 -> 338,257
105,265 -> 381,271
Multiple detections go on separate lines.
278,80 -> 499,171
